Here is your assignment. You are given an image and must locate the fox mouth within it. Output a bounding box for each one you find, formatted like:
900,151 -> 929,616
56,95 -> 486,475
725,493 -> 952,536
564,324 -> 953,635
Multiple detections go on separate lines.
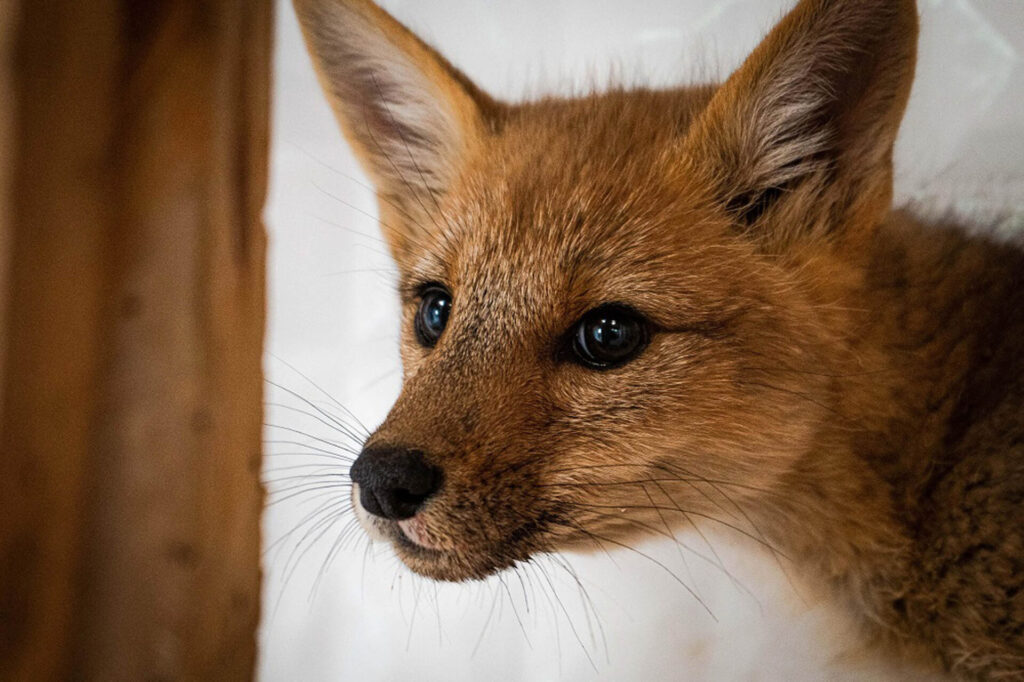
353,495 -> 446,562
351,484 -> 538,581
391,522 -> 444,558
387,520 -> 524,582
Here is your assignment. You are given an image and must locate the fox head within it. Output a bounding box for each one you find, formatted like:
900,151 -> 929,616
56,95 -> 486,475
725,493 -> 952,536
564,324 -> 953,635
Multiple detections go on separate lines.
293,0 -> 918,581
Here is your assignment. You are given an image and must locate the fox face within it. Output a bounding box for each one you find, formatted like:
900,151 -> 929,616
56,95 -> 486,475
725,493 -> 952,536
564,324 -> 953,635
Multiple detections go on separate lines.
293,0 -> 917,582
350,101 -> 838,582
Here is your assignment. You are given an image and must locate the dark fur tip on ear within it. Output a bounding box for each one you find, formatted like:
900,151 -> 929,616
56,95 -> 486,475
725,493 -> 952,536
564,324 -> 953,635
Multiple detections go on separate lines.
685,0 -> 918,240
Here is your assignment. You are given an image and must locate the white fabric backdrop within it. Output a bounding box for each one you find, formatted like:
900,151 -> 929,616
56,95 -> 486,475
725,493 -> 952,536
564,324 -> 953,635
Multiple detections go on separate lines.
260,1 -> 1024,679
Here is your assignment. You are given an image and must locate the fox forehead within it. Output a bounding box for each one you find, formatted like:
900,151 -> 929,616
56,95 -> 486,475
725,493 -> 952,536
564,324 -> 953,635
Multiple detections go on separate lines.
401,197 -> 746,342
397,89 -> 751,328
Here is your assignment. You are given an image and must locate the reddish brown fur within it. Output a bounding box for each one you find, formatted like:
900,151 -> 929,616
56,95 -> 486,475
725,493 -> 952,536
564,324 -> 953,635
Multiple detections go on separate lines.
293,0 -> 1024,678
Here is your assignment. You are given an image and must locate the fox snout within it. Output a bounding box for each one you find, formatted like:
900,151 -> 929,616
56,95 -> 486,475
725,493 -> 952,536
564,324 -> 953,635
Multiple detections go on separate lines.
350,448 -> 443,521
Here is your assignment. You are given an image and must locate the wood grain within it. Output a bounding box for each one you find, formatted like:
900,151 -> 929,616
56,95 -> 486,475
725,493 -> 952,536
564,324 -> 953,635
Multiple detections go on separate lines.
0,1 -> 270,679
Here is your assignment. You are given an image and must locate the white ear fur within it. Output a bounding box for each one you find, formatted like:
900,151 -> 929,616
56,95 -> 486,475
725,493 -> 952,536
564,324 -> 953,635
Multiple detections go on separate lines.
686,0 -> 918,232
725,62 -> 837,206
294,0 -> 489,200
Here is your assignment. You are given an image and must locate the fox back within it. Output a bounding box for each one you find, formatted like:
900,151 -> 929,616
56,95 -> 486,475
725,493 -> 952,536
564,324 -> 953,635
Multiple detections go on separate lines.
293,0 -> 1024,678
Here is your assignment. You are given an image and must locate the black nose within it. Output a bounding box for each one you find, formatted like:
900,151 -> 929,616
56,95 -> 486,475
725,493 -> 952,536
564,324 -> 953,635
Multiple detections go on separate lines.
350,448 -> 443,520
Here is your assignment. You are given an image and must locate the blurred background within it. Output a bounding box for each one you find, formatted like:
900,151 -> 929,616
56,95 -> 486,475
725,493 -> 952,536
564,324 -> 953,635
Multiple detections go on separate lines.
260,1 -> 1024,679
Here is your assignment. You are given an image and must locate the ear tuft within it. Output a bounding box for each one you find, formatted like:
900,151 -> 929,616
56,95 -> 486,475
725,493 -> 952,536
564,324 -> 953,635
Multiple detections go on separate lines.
685,0 -> 918,242
293,0 -> 496,209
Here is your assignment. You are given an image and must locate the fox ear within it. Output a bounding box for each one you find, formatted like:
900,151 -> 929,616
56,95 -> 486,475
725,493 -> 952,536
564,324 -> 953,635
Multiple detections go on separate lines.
683,0 -> 918,246
293,0 -> 497,252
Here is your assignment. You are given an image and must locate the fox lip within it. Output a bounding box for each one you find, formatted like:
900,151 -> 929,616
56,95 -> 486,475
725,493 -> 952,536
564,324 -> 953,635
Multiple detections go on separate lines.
351,483 -> 444,554
390,523 -> 444,558
351,483 -> 533,580
397,516 -> 441,550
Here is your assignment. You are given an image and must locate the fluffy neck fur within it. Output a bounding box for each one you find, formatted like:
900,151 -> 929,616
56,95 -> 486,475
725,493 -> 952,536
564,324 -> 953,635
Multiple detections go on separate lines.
766,211 -> 1024,674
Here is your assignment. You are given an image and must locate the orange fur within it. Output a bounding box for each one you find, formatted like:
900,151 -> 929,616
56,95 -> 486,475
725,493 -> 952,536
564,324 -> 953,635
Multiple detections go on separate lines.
294,0 -> 1024,678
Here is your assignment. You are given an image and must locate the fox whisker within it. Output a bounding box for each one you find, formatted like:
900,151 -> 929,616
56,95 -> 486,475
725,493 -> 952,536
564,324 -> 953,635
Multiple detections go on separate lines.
264,378 -> 370,441
287,139 -> 437,242
266,357 -> 373,437
264,401 -> 367,445
550,517 -> 717,622
263,448 -> 355,464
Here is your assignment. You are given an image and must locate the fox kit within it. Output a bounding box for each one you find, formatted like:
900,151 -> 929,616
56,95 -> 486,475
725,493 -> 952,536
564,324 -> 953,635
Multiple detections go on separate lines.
293,0 -> 1024,678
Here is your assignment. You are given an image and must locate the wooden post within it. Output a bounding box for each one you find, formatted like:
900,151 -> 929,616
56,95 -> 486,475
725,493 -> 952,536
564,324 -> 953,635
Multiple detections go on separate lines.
0,1 -> 270,679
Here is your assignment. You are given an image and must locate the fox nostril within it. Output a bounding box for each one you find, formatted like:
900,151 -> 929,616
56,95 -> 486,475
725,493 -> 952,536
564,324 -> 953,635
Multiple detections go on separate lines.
358,486 -> 385,518
350,447 -> 443,521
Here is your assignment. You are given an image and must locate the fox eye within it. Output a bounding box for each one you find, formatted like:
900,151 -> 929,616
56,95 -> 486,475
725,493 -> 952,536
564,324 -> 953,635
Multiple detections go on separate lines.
414,286 -> 452,348
571,305 -> 649,369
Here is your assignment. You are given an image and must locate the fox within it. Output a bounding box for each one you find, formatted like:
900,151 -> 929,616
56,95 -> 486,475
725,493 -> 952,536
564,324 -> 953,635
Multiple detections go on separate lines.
291,0 -> 1024,678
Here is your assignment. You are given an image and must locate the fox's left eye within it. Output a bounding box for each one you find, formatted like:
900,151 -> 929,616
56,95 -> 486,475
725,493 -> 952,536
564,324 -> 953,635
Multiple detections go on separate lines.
571,305 -> 649,369
414,286 -> 452,348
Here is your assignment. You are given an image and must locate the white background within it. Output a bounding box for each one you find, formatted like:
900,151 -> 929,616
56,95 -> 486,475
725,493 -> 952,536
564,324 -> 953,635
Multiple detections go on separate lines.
260,1 -> 1024,680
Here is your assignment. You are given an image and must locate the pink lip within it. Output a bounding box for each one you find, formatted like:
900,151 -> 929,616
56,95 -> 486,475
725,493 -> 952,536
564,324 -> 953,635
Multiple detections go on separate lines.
397,516 -> 439,551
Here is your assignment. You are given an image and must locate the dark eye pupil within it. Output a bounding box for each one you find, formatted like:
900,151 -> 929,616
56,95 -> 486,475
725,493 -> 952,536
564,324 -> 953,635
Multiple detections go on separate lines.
415,288 -> 451,347
591,318 -> 626,349
573,306 -> 647,369
426,299 -> 446,329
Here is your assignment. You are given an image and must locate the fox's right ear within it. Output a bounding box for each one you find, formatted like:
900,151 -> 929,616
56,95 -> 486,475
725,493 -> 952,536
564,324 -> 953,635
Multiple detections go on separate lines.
293,0 -> 497,255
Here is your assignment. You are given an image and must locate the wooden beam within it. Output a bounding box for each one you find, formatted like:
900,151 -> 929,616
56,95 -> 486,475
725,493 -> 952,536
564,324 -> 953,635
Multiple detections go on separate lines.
0,1 -> 270,679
